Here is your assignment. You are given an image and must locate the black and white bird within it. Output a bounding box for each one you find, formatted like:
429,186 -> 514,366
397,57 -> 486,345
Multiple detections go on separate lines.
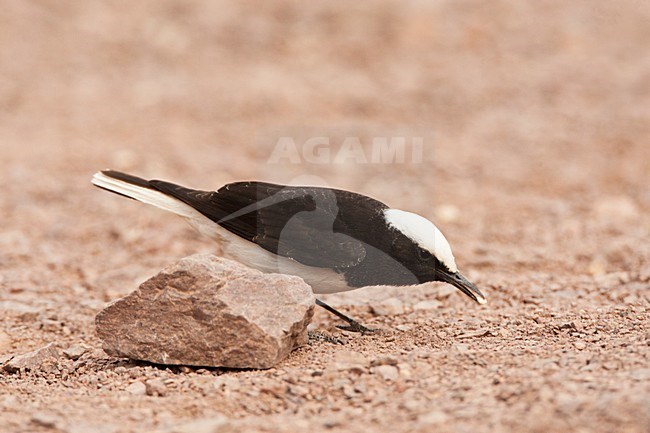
92,170 -> 486,332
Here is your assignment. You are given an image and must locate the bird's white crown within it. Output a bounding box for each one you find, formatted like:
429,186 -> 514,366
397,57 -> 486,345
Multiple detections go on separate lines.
383,208 -> 458,273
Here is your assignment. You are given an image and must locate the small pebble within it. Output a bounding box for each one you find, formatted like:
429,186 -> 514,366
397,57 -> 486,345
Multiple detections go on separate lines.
214,375 -> 241,391
31,412 -> 59,428
372,365 -> 399,381
370,298 -> 404,316
435,204 -> 460,223
413,300 -> 442,311
145,378 -> 167,396
126,381 -> 147,396
63,344 -> 91,360
0,330 -> 12,353
371,355 -> 399,367
164,416 -> 231,433
434,286 -> 456,299
330,351 -> 368,373
417,410 -> 449,425
451,343 -> 469,353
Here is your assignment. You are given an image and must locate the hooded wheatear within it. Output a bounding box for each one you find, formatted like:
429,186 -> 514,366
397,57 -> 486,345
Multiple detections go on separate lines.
92,170 -> 486,333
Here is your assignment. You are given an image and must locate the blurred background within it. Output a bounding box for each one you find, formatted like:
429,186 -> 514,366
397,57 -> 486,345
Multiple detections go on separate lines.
1,0 -> 647,286
0,1 -> 648,431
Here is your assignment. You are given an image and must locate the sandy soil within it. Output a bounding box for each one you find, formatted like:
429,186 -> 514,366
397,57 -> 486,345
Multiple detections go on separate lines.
1,1 -> 649,432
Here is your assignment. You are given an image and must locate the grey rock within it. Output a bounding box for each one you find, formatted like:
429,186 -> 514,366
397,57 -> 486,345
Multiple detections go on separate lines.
96,254 -> 314,369
3,342 -> 60,373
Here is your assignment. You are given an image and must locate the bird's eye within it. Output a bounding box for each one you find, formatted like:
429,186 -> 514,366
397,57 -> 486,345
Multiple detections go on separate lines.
417,248 -> 432,261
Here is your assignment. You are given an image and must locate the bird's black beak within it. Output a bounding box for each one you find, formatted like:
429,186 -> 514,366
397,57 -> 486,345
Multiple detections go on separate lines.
439,271 -> 487,305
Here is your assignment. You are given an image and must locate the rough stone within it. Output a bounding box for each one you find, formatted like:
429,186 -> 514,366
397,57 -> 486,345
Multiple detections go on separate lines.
3,342 -> 60,373
96,254 -> 315,369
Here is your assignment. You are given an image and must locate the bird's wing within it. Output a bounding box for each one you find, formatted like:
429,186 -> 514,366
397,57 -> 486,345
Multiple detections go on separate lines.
149,180 -> 370,269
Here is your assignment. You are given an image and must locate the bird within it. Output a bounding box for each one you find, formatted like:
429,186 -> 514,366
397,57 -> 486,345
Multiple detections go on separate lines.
92,169 -> 486,333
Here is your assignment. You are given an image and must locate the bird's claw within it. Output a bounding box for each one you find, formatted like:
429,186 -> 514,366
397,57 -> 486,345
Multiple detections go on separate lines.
336,322 -> 376,334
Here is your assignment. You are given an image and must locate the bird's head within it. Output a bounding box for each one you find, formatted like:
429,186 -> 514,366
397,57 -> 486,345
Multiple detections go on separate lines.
383,209 -> 487,305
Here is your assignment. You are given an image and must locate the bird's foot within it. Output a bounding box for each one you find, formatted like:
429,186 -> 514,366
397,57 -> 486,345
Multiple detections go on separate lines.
308,331 -> 347,345
336,321 -> 376,334
314,298 -> 376,334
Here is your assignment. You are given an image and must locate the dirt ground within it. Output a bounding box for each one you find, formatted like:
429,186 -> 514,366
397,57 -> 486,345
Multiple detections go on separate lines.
1,1 -> 649,432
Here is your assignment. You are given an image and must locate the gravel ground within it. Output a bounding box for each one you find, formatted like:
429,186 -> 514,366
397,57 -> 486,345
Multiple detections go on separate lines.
1,1 -> 649,432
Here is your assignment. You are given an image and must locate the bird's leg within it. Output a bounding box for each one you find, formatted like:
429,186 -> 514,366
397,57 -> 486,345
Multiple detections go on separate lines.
315,299 -> 375,334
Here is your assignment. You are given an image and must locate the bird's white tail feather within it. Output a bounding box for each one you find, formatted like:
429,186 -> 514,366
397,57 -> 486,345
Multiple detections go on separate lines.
91,171 -> 199,219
